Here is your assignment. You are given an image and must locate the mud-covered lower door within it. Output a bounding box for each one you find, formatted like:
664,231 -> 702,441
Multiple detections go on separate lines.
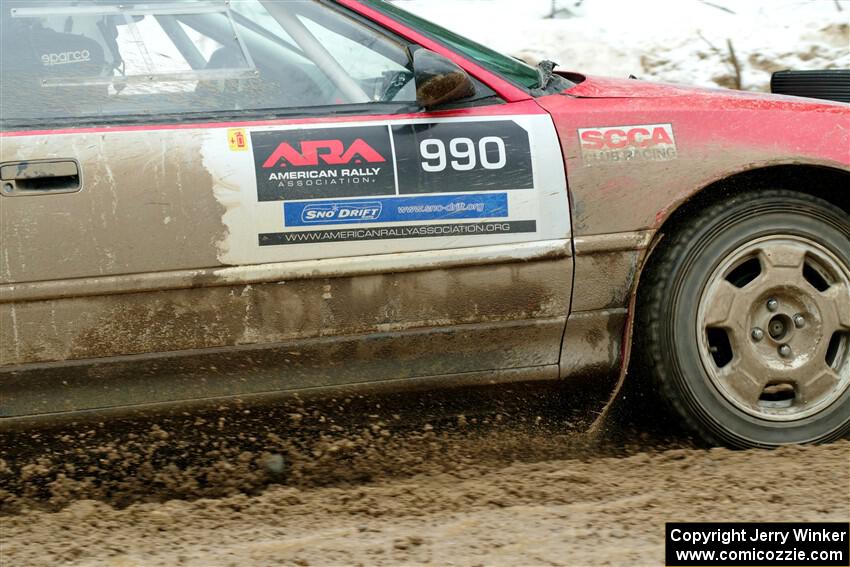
1,103 -> 573,418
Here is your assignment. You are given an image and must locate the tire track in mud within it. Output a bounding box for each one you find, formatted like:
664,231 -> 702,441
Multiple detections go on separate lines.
0,381 -> 676,513
2,381 -> 846,566
2,440 -> 848,566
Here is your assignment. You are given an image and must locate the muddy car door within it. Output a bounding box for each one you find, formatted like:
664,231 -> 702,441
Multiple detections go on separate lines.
0,0 -> 572,419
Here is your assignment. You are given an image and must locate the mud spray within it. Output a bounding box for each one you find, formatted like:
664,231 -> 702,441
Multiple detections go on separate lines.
1,382 -> 848,566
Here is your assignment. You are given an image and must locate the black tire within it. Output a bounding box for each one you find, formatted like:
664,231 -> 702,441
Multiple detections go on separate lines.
638,189 -> 850,448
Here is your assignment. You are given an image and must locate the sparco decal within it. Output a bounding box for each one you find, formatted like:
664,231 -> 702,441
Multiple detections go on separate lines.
40,50 -> 91,66
577,123 -> 677,165
252,126 -> 395,201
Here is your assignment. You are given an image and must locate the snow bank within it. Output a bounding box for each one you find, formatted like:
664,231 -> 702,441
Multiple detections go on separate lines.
393,0 -> 850,91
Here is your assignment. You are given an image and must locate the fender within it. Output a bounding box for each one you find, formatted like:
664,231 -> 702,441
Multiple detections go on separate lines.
535,77 -> 849,237
537,77 -> 850,410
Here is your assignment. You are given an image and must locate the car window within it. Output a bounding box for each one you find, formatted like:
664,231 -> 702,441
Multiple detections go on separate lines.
0,0 -> 416,125
363,0 -> 542,90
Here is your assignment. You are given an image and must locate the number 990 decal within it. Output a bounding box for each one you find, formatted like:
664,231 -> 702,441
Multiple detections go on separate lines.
251,120 -> 532,202
205,114 -> 569,262
392,121 -> 533,194
419,137 -> 506,172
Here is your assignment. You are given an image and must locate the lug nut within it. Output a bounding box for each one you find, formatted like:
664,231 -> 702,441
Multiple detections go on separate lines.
767,298 -> 779,312
793,314 -> 805,328
778,344 -> 792,358
751,328 -> 764,341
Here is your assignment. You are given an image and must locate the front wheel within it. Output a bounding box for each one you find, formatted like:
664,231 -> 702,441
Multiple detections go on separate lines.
639,190 -> 850,448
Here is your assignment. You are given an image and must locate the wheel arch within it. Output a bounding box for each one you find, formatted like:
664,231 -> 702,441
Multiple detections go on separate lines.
638,161 -> 849,304
589,163 -> 850,436
635,162 -> 850,352
653,164 -> 850,238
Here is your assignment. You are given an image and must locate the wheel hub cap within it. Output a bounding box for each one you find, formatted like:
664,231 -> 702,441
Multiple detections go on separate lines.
697,235 -> 850,421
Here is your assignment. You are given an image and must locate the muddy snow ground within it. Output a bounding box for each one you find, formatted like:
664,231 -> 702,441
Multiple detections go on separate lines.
2,424 -> 849,566
1,384 -> 849,566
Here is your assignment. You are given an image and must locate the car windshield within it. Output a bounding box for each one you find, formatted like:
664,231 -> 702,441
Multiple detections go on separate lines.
0,0 -> 417,124
363,0 -> 541,90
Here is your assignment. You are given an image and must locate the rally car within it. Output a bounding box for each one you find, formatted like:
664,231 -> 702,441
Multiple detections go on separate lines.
1,0 -> 848,448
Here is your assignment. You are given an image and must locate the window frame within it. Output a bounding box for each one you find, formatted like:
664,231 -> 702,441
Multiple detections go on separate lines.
0,0 -> 504,132
336,0 -> 547,103
359,0 -> 542,90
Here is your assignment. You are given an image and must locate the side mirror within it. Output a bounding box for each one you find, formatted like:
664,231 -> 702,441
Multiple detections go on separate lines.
413,49 -> 476,109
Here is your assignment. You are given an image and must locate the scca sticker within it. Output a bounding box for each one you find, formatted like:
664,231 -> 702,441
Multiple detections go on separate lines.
578,123 -> 677,166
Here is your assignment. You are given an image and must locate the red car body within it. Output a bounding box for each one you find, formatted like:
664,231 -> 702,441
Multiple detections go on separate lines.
1,0 -> 848,435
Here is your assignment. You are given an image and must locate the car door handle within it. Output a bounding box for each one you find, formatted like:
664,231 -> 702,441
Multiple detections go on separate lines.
0,160 -> 82,196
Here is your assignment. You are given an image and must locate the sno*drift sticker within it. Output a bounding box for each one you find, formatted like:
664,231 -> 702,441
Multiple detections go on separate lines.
283,193 -> 508,227
578,123 -> 677,166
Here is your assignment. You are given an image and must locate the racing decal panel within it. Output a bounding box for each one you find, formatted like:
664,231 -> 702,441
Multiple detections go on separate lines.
203,113 -> 569,265
577,123 -> 677,166
391,121 -> 534,194
252,125 -> 397,202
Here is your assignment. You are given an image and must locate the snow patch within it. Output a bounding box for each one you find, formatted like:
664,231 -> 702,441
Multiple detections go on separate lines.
393,0 -> 850,91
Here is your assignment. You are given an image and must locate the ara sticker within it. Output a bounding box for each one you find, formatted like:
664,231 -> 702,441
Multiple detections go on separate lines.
251,126 -> 396,202
227,128 -> 248,152
250,121 -> 534,203
577,123 -> 677,166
